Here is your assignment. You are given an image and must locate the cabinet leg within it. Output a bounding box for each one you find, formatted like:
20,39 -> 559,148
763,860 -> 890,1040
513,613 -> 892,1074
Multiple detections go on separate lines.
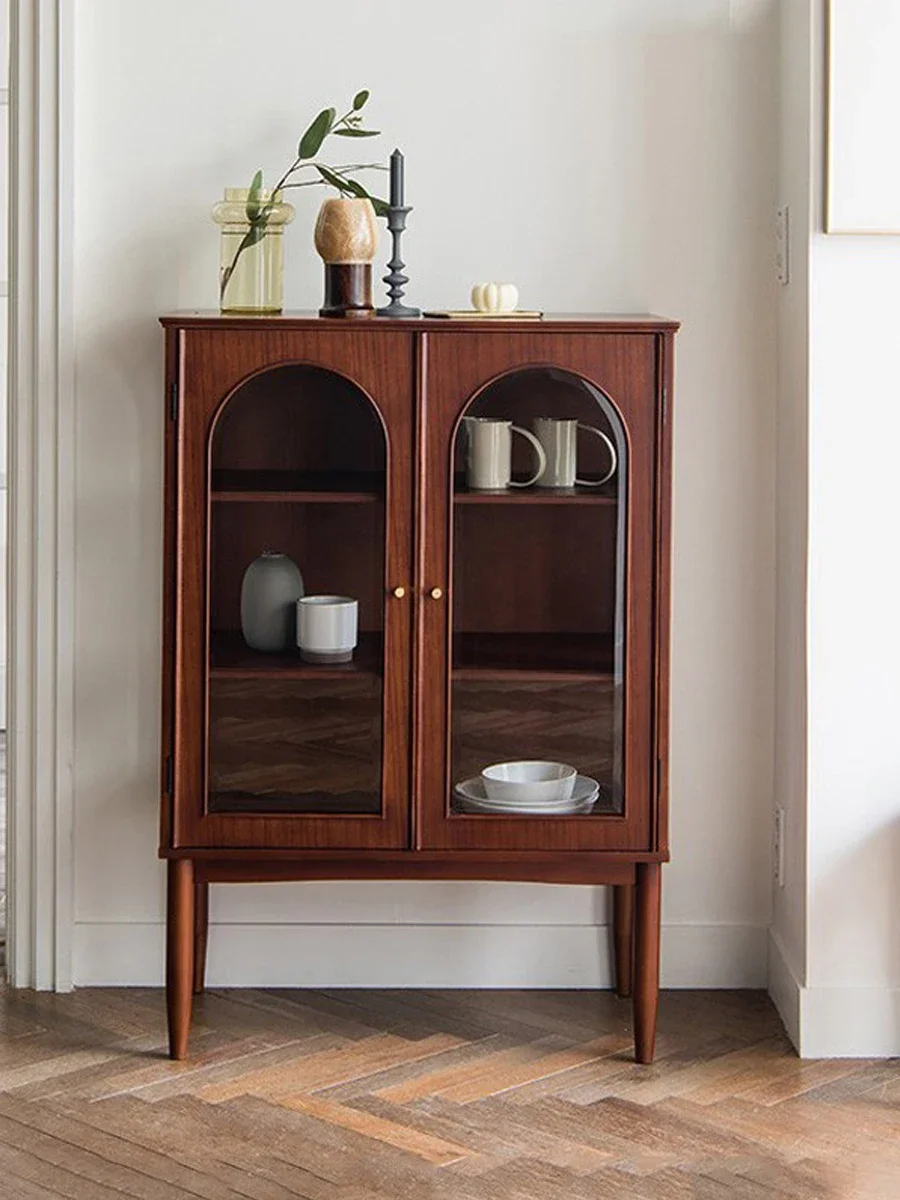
166,858 -> 195,1061
193,879 -> 209,995
612,883 -> 634,999
633,862 -> 661,1064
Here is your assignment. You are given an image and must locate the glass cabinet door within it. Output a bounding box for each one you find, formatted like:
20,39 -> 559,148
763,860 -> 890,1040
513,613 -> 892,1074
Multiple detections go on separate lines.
450,368 -> 626,817
172,330 -> 412,850
207,365 -> 387,816
419,334 -> 657,851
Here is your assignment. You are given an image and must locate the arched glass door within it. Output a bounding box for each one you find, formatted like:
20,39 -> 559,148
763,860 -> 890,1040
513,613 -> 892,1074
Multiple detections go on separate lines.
449,367 -> 627,818
206,364 -> 387,816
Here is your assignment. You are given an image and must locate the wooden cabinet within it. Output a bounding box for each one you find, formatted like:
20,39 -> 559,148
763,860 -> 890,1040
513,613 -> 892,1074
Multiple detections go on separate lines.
160,313 -> 678,1062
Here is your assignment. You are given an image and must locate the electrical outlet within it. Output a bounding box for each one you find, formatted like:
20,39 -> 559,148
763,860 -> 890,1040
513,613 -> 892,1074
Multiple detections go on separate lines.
775,205 -> 790,285
773,805 -> 786,887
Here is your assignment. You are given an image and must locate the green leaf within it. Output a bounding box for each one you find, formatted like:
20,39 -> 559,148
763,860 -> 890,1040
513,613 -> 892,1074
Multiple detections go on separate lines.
316,164 -> 351,193
245,169 -> 264,221
243,223 -> 268,250
298,107 -> 336,159
333,128 -> 381,138
352,89 -> 370,110
340,175 -> 389,216
337,175 -> 369,199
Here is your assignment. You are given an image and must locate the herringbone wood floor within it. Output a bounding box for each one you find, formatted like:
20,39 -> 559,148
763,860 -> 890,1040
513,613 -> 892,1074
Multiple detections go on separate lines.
0,985 -> 896,1198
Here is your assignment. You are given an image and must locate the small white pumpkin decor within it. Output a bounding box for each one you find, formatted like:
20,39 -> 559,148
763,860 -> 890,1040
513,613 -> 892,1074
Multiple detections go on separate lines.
471,282 -> 519,313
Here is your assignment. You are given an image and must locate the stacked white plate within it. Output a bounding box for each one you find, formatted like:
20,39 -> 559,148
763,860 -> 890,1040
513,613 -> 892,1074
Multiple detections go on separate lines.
453,772 -> 600,815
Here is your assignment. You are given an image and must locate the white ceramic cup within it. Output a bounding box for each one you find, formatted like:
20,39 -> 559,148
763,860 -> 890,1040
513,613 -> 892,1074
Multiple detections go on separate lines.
296,595 -> 358,664
532,417 -> 617,488
463,416 -> 546,491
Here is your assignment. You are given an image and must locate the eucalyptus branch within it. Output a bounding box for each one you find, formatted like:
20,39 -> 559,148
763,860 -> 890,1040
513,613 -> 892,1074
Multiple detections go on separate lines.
219,89 -> 389,306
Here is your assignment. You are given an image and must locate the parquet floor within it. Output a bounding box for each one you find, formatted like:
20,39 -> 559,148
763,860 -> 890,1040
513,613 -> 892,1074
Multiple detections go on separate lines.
0,986 -> 897,1198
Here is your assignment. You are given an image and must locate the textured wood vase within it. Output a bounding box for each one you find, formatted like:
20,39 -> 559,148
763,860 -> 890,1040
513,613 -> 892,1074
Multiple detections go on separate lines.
314,197 -> 378,317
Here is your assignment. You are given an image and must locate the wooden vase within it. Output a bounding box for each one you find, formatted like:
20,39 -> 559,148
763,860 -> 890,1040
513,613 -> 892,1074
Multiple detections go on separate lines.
313,197 -> 378,318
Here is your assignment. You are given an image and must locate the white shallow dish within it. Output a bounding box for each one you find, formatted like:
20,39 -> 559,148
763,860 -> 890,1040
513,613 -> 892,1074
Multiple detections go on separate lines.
454,774 -> 599,815
481,760 -> 577,803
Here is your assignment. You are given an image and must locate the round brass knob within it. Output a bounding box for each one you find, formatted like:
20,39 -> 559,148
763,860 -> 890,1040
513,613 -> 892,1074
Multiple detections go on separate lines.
430,587 -> 443,600
392,586 -> 406,599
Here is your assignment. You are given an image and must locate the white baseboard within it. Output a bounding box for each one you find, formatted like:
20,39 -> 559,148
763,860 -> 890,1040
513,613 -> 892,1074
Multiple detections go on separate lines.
768,930 -> 900,1057
73,921 -> 768,990
800,985 -> 900,1058
767,928 -> 801,1050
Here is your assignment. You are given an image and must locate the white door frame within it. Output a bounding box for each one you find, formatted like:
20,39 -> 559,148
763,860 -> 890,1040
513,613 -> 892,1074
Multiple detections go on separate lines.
7,0 -> 75,990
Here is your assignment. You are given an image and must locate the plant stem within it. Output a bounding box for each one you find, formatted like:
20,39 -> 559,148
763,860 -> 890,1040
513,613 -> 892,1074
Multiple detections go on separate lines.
218,106 -> 386,305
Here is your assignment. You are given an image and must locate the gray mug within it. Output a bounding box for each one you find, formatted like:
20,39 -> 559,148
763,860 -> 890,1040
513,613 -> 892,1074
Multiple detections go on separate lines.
533,417 -> 617,488
463,417 -> 546,491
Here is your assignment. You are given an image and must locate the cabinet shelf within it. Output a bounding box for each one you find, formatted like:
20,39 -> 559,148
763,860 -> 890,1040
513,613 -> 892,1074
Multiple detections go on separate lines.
454,477 -> 616,505
209,631 -> 382,678
211,470 -> 383,503
452,632 -> 614,680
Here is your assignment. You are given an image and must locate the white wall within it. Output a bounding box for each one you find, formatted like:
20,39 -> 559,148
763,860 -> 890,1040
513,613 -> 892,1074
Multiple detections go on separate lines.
71,0 -> 779,987
770,0 -> 900,1057
803,0 -> 900,1055
769,0 -> 812,1045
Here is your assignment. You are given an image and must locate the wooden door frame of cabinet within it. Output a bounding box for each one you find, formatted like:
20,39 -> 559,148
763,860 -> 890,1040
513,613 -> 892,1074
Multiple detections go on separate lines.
164,327 -> 415,852
415,330 -> 662,853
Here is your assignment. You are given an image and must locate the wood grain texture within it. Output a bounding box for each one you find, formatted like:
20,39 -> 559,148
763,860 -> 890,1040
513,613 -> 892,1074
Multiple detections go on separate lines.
161,311 -> 682,332
160,316 -> 676,1065
419,331 -> 658,853
173,328 -> 414,851
0,984 -> 889,1199
166,858 -> 195,1060
634,862 -> 662,1064
613,882 -> 634,999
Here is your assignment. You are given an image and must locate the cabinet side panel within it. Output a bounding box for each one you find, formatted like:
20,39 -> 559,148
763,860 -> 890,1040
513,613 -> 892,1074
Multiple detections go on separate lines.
159,328 -> 179,852
654,332 -> 675,857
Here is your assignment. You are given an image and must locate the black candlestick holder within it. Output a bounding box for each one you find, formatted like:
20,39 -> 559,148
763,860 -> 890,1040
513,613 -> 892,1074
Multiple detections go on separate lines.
376,205 -> 420,318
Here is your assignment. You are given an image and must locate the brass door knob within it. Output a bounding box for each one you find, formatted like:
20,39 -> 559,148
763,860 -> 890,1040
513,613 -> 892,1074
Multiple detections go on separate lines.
429,587 -> 443,600
392,586 -> 406,599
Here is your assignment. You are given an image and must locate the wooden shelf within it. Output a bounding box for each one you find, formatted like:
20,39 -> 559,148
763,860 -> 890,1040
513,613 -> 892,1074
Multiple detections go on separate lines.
211,470 -> 384,503
209,631 -> 382,678
210,791 -> 381,815
452,632 -> 614,680
454,475 -> 616,505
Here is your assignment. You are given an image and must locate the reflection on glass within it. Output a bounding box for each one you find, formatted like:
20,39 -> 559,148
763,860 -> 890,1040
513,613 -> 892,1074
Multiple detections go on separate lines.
206,365 -> 386,815
450,368 -> 626,817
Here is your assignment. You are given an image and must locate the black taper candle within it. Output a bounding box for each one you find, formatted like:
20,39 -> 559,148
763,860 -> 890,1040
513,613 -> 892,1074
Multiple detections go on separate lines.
389,148 -> 404,207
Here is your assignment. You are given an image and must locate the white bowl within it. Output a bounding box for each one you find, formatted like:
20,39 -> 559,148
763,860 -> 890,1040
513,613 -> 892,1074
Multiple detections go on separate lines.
481,760 -> 577,803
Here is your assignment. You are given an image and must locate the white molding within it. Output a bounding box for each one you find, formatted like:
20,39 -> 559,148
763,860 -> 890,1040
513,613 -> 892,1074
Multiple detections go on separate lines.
769,930 -> 900,1057
7,0 -> 75,990
767,928 -> 801,1051
73,921 -> 770,989
800,984 -> 900,1059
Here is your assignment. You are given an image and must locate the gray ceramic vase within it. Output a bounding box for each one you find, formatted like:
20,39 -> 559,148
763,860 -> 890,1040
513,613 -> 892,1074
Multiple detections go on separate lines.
240,551 -> 304,652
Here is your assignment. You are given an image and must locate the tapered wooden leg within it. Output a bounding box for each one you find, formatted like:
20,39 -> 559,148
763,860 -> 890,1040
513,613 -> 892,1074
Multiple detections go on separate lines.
193,879 -> 209,995
612,883 -> 634,999
166,858 -> 195,1060
633,862 -> 661,1064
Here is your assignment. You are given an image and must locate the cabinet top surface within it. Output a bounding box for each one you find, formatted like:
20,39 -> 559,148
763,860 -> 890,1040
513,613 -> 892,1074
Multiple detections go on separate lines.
160,311 -> 680,333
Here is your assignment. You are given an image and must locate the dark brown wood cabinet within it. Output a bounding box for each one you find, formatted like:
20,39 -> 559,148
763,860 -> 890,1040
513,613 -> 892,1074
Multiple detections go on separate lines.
159,312 -> 678,1062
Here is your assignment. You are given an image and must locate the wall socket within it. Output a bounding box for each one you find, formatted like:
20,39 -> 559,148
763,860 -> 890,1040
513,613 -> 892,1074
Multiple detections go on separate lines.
773,805 -> 786,888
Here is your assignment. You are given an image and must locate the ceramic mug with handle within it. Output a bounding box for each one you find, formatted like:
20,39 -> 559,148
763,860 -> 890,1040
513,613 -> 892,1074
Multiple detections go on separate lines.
532,417 -> 617,488
463,417 -> 547,491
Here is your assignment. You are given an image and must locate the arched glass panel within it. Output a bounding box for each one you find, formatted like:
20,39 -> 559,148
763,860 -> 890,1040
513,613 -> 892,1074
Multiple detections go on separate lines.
206,365 -> 386,815
450,367 -> 627,816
